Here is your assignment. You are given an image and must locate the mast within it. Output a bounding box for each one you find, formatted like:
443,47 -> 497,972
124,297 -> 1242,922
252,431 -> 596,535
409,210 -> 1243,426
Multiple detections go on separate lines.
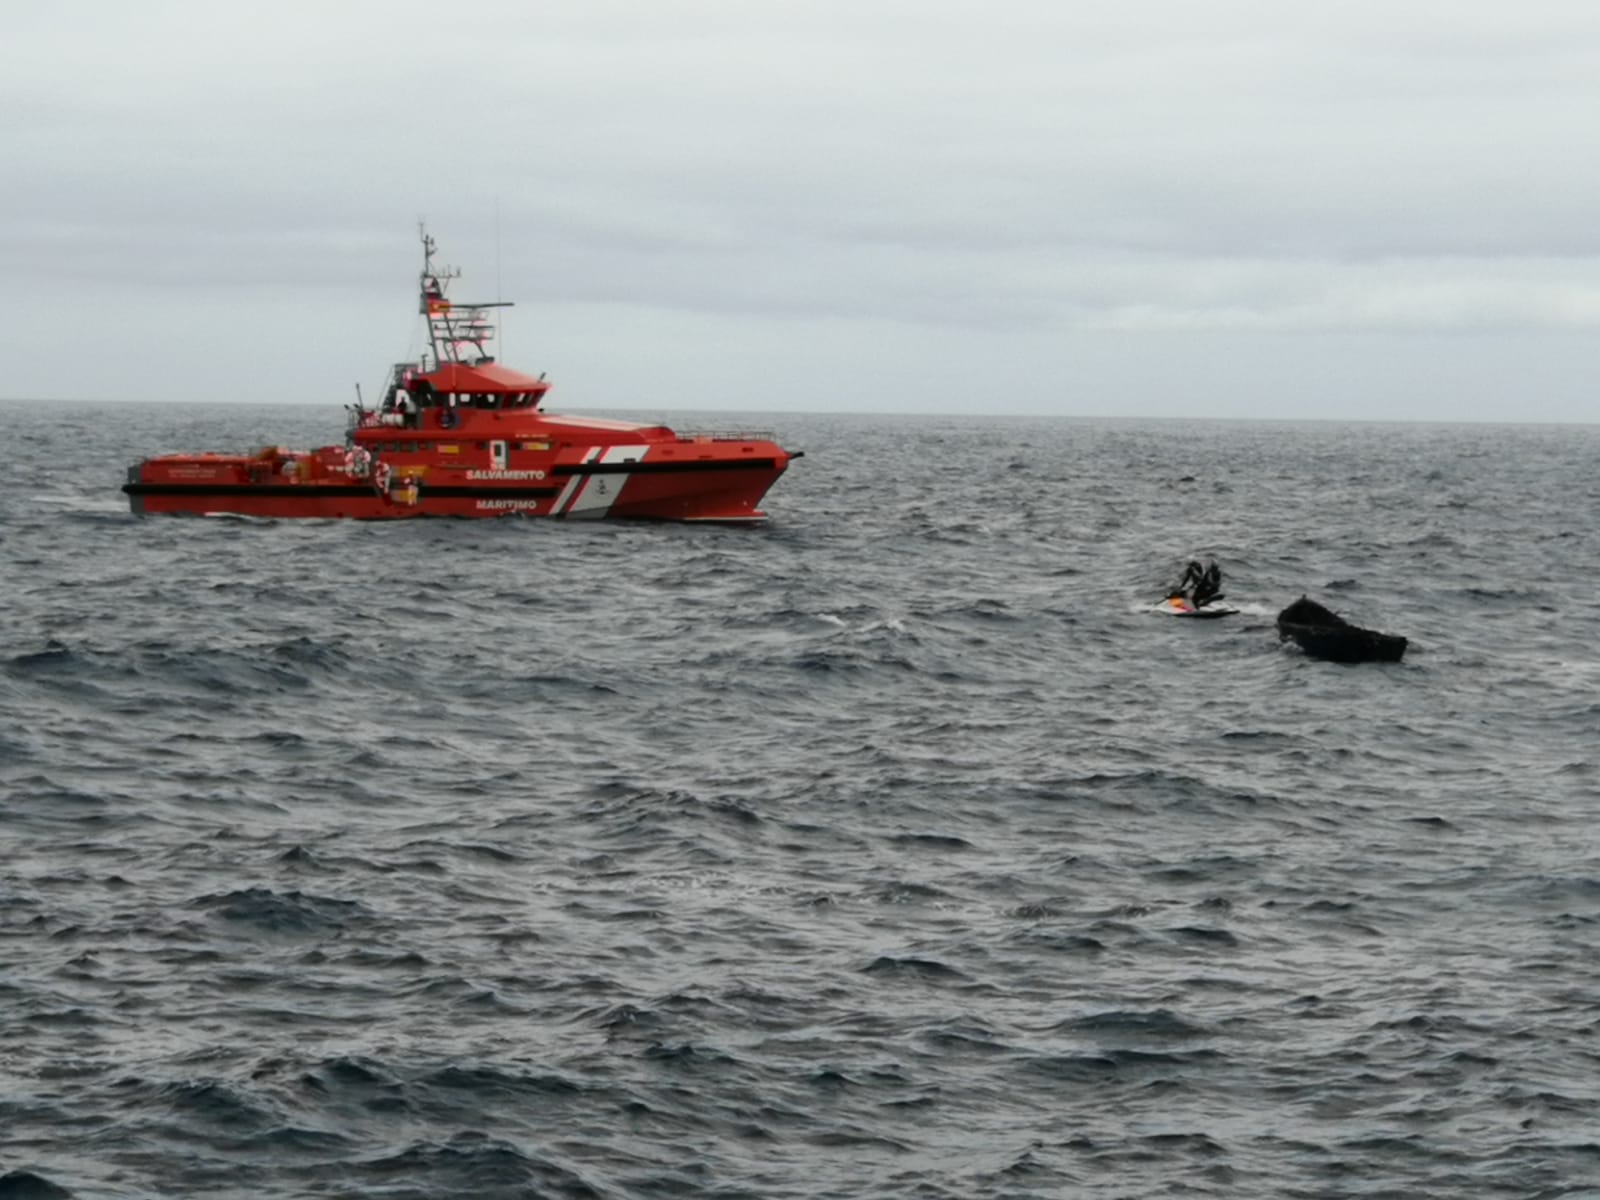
418,224 -> 513,370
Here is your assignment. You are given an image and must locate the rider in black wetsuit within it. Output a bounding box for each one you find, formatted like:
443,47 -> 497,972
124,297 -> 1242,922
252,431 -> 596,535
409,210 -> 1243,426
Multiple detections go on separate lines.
1178,560 -> 1224,608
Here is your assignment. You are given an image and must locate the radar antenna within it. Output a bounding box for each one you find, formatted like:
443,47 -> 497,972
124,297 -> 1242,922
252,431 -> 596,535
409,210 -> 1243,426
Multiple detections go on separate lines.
417,223 -> 513,370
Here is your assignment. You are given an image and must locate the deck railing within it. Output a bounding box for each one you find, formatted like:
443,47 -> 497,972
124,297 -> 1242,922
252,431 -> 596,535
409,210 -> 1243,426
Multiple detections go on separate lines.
674,430 -> 778,442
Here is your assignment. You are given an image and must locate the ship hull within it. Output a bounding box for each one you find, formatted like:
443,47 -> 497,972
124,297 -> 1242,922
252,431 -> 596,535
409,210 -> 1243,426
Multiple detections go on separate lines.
124,455 -> 788,522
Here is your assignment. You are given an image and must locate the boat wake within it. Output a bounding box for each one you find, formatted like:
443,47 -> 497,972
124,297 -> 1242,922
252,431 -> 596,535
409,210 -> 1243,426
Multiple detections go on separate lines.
1228,602 -> 1276,616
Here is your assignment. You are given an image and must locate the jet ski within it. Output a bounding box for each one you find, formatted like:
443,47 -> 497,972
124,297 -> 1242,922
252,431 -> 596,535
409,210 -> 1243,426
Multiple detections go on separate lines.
1157,595 -> 1239,619
1156,558 -> 1238,618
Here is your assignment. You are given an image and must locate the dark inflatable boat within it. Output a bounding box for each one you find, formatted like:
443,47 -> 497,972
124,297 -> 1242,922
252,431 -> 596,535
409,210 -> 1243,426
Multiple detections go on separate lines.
1277,596 -> 1407,663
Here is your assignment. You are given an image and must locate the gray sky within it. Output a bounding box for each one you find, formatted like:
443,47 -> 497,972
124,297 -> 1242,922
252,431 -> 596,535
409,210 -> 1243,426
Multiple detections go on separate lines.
6,1 -> 1600,419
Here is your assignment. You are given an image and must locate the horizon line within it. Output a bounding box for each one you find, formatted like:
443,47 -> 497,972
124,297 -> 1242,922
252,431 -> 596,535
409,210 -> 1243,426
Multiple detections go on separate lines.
2,395 -> 1597,428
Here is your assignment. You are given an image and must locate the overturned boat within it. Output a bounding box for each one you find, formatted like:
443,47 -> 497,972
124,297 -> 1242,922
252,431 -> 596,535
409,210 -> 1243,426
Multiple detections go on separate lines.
123,230 -> 800,522
1277,596 -> 1407,663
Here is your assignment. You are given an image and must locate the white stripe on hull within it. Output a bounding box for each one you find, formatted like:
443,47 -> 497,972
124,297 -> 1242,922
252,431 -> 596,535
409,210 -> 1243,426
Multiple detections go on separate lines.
563,444 -> 651,518
551,446 -> 602,514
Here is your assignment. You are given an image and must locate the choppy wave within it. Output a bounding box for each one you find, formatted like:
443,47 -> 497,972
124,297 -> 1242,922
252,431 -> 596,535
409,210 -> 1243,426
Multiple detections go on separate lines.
2,402 -> 1599,1197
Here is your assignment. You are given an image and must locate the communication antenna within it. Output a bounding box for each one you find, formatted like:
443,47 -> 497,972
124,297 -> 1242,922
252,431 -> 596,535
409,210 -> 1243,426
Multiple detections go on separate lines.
494,197 -> 504,359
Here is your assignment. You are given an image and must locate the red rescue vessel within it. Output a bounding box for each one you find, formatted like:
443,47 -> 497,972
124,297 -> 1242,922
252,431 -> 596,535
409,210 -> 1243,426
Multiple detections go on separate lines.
124,230 -> 800,522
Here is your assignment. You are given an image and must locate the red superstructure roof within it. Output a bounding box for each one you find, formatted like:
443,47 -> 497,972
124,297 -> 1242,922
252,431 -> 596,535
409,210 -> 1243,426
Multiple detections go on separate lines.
417,361 -> 550,394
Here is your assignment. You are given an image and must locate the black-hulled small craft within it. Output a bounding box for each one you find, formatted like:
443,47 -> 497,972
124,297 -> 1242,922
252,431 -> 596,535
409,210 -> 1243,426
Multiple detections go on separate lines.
1276,596 -> 1407,663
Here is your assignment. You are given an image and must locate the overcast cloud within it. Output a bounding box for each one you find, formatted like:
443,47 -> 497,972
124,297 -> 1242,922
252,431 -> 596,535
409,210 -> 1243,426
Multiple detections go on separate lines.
5,0 -> 1600,419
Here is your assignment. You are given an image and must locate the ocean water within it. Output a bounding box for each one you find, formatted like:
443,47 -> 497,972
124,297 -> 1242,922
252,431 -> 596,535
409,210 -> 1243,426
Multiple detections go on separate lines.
3,400 -> 1599,1199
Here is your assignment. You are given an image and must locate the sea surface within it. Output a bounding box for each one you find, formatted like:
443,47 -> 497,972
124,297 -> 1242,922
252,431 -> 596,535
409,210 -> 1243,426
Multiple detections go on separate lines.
3,400 -> 1599,1199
